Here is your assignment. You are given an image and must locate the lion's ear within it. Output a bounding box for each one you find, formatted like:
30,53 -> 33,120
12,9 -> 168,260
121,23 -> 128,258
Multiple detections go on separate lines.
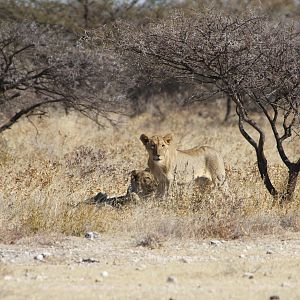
163,133 -> 173,145
140,134 -> 149,145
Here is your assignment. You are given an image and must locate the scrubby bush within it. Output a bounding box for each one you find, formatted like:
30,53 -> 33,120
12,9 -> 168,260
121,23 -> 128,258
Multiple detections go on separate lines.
0,21 -> 126,133
110,10 -> 300,202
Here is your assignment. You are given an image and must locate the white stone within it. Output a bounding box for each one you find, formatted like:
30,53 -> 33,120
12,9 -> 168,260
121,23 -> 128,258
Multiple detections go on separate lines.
243,272 -> 254,279
4,275 -> 13,281
100,271 -> 109,278
34,254 -> 44,261
210,240 -> 222,246
85,232 -> 99,240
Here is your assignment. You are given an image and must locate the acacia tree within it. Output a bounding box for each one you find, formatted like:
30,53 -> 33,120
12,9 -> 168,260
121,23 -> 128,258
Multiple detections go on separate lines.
0,21 -> 125,133
111,11 -> 300,203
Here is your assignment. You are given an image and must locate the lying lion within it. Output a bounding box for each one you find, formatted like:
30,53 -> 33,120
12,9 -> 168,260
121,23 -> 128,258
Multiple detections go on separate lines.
85,168 -> 157,207
140,133 -> 228,196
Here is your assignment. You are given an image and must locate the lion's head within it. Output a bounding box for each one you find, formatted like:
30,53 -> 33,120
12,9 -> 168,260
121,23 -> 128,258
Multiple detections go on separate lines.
128,168 -> 157,197
140,134 -> 173,164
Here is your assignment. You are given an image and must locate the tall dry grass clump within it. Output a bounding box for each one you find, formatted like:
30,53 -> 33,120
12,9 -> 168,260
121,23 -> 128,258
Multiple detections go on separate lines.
0,102 -> 299,243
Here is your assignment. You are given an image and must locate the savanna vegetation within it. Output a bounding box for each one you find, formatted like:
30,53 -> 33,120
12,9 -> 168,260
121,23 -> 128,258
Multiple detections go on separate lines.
0,0 -> 299,244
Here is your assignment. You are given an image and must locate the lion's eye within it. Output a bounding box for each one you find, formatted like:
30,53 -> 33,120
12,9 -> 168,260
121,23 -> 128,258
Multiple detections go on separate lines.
162,144 -> 165,147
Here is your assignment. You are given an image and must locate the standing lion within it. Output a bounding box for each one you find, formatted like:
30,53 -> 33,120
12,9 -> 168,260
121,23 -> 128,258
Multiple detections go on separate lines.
140,133 -> 228,196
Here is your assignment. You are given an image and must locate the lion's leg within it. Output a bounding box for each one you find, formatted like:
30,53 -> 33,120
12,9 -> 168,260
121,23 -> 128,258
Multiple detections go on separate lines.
195,176 -> 213,193
156,183 -> 166,197
212,174 -> 230,196
155,179 -> 171,198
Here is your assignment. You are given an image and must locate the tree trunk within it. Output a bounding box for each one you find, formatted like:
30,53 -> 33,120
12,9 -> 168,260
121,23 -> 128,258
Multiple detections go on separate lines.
256,149 -> 278,198
83,0 -> 89,28
281,169 -> 299,204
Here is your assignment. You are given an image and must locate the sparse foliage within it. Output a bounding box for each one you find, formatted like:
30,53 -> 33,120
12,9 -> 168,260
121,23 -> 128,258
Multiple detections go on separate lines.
111,10 -> 300,202
0,21 -> 125,133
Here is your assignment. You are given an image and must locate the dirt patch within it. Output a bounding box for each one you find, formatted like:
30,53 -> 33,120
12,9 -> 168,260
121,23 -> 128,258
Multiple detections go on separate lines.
1,233 -> 300,300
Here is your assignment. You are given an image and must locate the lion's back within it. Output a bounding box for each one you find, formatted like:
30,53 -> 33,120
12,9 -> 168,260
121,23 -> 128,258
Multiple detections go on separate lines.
175,145 -> 225,180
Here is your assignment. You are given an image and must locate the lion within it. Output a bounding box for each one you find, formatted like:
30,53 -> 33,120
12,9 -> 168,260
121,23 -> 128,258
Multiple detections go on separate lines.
127,168 -> 158,197
140,133 -> 228,196
84,168 -> 157,207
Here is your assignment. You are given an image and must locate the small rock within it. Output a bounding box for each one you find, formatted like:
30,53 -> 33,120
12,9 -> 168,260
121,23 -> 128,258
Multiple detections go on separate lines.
266,250 -> 273,255
42,252 -> 52,257
4,275 -> 13,281
135,264 -> 146,271
180,258 -> 190,263
95,278 -> 102,283
281,282 -> 291,287
34,254 -> 44,261
239,254 -> 246,258
81,258 -> 99,263
33,275 -> 45,281
167,276 -> 177,283
85,232 -> 99,240
100,271 -> 109,278
270,296 -> 280,300
243,272 -> 254,279
210,240 -> 222,246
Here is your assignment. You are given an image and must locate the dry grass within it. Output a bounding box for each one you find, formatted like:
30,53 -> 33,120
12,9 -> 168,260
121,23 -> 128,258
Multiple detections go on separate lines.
0,100 -> 300,243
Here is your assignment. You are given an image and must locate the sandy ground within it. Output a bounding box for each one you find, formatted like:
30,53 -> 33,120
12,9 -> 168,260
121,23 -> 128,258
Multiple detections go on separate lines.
1,233 -> 300,300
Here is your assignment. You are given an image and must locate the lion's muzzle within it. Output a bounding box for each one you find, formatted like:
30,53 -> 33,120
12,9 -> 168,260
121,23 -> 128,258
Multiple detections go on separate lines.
153,155 -> 161,161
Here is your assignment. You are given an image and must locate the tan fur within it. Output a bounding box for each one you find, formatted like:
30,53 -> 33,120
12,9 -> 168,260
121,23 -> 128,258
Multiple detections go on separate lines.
140,133 -> 228,195
127,168 -> 158,197
85,169 -> 157,207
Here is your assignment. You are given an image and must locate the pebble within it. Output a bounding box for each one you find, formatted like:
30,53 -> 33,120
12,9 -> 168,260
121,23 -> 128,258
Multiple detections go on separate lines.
270,296 -> 280,300
85,232 -> 99,240
266,250 -> 273,255
34,254 -> 44,261
167,276 -> 177,283
32,275 -> 46,281
100,271 -> 109,278
281,282 -> 291,287
239,254 -> 246,258
4,275 -> 13,281
135,264 -> 146,271
80,258 -> 99,263
180,258 -> 190,263
243,272 -> 254,279
210,240 -> 222,246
